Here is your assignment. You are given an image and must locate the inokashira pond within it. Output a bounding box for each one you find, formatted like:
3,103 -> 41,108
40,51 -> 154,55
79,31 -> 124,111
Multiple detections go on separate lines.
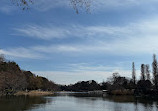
0,92 -> 158,111
2,1 -> 158,111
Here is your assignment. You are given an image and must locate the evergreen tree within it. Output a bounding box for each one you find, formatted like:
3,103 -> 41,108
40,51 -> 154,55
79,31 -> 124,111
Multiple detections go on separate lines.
132,62 -> 136,84
152,54 -> 158,88
145,64 -> 150,81
141,64 -> 145,80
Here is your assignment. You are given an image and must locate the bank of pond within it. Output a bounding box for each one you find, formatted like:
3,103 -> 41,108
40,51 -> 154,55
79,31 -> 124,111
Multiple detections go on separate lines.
1,55 -> 158,100
1,92 -> 158,111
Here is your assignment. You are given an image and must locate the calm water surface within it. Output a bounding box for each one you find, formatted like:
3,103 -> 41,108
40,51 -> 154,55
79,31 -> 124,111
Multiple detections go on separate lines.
0,92 -> 158,111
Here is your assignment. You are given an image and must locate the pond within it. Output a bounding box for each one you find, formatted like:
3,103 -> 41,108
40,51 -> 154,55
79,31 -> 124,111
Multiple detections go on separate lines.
0,92 -> 158,111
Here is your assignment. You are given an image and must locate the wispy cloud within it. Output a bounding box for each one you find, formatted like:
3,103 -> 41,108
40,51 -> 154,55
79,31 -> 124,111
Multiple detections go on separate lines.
13,24 -> 132,40
0,47 -> 42,59
0,0 -> 17,14
8,16 -> 158,59
14,25 -> 73,40
33,0 -> 69,11
62,63 -> 122,72
1,0 -> 158,14
33,69 -> 133,84
31,0 -> 158,12
92,0 -> 158,8
14,16 -> 158,41
32,60 -> 142,85
1,36 -> 157,60
0,5 -> 16,14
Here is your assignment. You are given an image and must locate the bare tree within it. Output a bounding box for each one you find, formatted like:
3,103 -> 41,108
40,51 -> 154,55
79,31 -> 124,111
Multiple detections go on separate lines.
145,64 -> 150,81
11,0 -> 91,13
141,64 -> 145,80
70,0 -> 91,13
132,62 -> 136,84
11,0 -> 33,10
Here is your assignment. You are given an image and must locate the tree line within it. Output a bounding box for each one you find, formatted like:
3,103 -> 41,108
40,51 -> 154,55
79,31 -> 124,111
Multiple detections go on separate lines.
61,54 -> 158,96
131,54 -> 158,88
1,53 -> 158,96
0,55 -> 58,94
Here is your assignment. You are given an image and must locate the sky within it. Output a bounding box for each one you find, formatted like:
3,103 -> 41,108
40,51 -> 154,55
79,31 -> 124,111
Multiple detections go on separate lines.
1,0 -> 158,84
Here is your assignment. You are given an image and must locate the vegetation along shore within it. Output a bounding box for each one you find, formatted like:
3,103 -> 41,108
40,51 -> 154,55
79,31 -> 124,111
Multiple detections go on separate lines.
0,55 -> 58,96
1,54 -> 158,98
14,90 -> 53,96
60,54 -> 158,97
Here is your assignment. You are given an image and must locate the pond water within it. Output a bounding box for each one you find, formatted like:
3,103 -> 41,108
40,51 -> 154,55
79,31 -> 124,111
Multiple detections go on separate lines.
0,92 -> 158,111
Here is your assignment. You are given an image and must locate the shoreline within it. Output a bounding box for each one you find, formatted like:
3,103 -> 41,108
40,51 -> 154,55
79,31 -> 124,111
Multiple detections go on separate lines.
14,90 -> 54,96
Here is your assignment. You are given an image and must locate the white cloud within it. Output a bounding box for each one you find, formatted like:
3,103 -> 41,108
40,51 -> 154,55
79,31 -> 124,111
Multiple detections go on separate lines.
0,47 -> 42,59
0,0 -> 17,14
63,63 -> 123,72
7,16 -> 158,59
33,66 -> 145,85
32,62 -> 143,85
30,38 -> 158,56
1,34 -> 157,59
32,61 -> 147,85
14,24 -> 131,40
18,16 -> 158,55
33,0 -> 69,11
13,25 -> 71,39
14,17 -> 158,40
14,25 -> 71,40
32,0 -> 158,12
1,0 -> 158,14
0,5 -> 16,13
89,0 -> 158,12
33,70 -> 133,85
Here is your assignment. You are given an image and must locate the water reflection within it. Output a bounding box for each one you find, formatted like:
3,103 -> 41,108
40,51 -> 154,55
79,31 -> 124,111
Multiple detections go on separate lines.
56,92 -> 158,111
0,96 -> 52,111
0,93 -> 158,111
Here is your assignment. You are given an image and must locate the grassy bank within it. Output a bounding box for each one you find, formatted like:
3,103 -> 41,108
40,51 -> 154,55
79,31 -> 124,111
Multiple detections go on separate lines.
109,89 -> 134,95
14,90 -> 54,96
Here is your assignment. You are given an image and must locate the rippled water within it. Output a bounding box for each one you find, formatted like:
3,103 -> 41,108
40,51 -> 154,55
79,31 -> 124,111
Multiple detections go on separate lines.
0,92 -> 158,111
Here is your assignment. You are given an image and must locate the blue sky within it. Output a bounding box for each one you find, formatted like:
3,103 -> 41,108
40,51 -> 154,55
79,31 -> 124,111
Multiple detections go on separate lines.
1,0 -> 158,84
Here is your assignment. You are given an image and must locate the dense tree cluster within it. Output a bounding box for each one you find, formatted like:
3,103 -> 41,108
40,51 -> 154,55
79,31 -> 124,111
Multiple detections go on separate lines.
60,80 -> 100,91
106,54 -> 158,95
23,71 -> 58,91
1,53 -> 158,96
0,55 -> 58,94
106,73 -> 133,91
60,54 -> 158,96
